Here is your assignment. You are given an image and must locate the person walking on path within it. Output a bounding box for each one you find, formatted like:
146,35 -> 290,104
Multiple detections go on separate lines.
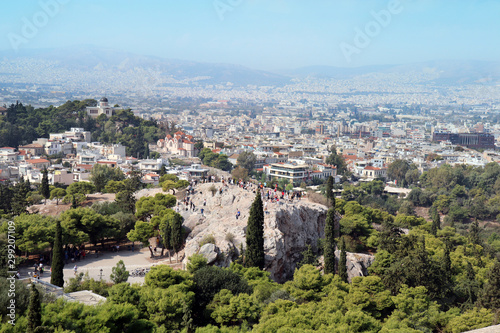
73,265 -> 78,276
236,209 -> 241,220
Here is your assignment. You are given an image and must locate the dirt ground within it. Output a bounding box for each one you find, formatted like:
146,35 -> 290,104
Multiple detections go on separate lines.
28,193 -> 116,217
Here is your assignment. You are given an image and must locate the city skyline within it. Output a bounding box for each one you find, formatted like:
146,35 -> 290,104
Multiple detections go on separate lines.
1,0 -> 500,71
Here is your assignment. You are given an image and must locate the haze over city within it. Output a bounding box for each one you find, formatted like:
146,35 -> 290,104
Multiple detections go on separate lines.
2,0 -> 500,69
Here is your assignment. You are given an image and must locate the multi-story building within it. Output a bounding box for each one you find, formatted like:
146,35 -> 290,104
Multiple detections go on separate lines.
138,158 -> 167,172
0,147 -> 19,162
49,128 -> 91,143
266,163 -> 307,184
432,132 -> 495,149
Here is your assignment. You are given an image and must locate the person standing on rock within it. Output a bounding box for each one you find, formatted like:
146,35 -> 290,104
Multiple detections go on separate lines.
203,199 -> 206,206
236,209 -> 240,219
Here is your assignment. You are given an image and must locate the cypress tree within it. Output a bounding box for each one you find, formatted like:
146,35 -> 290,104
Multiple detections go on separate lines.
325,176 -> 335,208
170,212 -> 184,261
339,237 -> 348,283
431,210 -> 440,236
144,142 -> 150,159
40,168 -> 50,201
71,194 -> 78,209
324,208 -> 336,274
27,284 -> 41,333
479,259 -> 500,309
12,177 -> 30,215
50,220 -> 65,287
462,261 -> 479,307
469,219 -> 481,245
245,192 -> 265,269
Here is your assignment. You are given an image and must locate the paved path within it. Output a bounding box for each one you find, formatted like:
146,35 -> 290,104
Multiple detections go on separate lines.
20,247 -> 181,286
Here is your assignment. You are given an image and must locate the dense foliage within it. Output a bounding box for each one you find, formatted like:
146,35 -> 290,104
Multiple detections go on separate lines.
0,100 -> 163,158
199,148 -> 233,171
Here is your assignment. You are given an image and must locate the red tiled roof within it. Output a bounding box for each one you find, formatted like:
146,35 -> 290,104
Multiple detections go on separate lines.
0,147 -> 15,150
0,107 -> 6,111
19,143 -> 43,148
364,166 -> 381,170
75,164 -> 92,170
27,159 -> 49,164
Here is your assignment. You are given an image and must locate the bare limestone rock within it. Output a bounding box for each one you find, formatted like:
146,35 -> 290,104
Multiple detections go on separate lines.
333,251 -> 375,282
179,182 -> 373,282
198,243 -> 219,264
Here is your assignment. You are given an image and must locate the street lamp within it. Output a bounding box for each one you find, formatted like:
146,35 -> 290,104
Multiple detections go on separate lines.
99,269 -> 103,280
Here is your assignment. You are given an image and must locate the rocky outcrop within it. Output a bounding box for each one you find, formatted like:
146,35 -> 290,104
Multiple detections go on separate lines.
264,202 -> 328,282
179,183 -> 373,283
198,243 -> 219,264
318,251 -> 375,282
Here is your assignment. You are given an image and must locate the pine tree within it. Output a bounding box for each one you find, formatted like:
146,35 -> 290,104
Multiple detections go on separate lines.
110,260 -> 129,284
50,220 -> 65,287
40,168 -> 50,201
479,259 -> 500,309
324,208 -> 336,274
339,237 -> 348,283
245,192 -> 265,269
27,284 -> 41,333
325,176 -> 335,208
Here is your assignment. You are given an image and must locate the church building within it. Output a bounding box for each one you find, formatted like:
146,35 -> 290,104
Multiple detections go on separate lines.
157,131 -> 197,157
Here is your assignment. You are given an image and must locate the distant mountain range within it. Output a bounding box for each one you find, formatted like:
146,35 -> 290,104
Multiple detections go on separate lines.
0,46 -> 290,87
289,60 -> 500,85
1,46 -> 499,87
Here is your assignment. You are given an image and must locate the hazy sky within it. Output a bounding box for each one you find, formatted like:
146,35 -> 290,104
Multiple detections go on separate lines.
1,0 -> 499,70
